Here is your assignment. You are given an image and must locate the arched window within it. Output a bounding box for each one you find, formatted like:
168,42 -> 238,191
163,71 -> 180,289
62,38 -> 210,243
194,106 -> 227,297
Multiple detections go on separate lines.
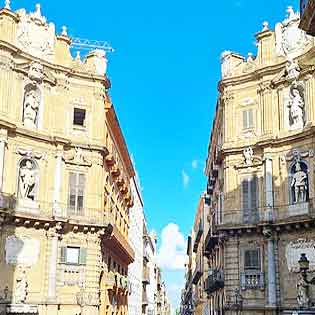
18,158 -> 39,201
289,160 -> 309,204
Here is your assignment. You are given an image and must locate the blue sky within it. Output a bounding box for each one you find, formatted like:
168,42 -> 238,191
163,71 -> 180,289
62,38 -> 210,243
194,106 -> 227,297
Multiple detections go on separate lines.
18,0 -> 298,312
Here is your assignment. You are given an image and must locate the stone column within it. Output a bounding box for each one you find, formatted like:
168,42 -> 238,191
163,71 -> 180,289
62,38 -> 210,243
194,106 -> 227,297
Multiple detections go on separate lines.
47,231 -> 58,300
267,237 -> 277,306
0,139 -> 6,192
53,149 -> 63,216
263,227 -> 277,307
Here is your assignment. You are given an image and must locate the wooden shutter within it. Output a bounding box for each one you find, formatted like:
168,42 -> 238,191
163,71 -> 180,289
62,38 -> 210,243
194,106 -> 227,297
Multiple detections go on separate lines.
77,174 -> 85,215
60,246 -> 67,264
68,172 -> 76,214
79,248 -> 87,265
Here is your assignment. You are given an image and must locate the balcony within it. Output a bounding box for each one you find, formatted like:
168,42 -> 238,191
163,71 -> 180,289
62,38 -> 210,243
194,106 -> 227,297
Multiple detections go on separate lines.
193,220 -> 203,253
299,0 -> 315,35
240,271 -> 264,290
143,267 -> 150,284
204,229 -> 219,254
219,202 -> 315,228
192,257 -> 202,285
205,269 -> 224,294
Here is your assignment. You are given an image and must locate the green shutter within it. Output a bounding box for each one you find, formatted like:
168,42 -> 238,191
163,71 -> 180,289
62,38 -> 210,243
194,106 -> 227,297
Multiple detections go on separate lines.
79,248 -> 87,265
60,246 -> 67,264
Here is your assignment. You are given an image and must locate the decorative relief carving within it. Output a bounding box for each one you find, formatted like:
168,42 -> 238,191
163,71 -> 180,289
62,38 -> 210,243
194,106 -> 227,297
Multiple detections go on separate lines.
64,147 -> 92,167
243,147 -> 254,166
285,57 -> 300,81
275,6 -> 312,58
5,236 -> 40,267
16,4 -> 55,62
16,147 -> 46,161
286,239 -> 315,273
14,267 -> 28,304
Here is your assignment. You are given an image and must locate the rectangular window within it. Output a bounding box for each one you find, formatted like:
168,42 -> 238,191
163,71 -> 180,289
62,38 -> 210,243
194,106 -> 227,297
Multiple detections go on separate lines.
242,176 -> 259,223
73,108 -> 86,127
68,172 -> 86,215
244,249 -> 260,271
60,246 -> 87,265
242,109 -> 254,129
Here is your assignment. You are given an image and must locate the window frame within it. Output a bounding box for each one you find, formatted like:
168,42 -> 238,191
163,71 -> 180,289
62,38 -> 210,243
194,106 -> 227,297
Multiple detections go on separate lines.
68,172 -> 86,216
242,109 -> 254,130
244,248 -> 261,271
72,107 -> 87,131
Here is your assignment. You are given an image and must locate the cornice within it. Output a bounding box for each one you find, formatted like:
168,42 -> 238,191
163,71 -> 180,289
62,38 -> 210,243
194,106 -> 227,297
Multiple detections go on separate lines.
221,125 -> 315,157
0,41 -> 111,88
219,47 -> 315,91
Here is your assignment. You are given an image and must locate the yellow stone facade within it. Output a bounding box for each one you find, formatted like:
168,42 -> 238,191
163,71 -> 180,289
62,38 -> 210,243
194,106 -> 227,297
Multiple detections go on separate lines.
182,6 -> 315,315
0,4 -> 134,315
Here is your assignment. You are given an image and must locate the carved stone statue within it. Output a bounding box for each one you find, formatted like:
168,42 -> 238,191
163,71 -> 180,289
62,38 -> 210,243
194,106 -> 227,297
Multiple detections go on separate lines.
28,62 -> 44,83
291,162 -> 308,203
286,58 -> 300,81
23,86 -> 40,129
18,159 -> 37,201
288,87 -> 305,130
297,273 -> 310,308
14,269 -> 28,304
243,147 -> 254,166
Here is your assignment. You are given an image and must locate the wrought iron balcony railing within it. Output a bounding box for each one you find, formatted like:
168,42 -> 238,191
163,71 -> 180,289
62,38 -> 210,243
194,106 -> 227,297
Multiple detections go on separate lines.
205,269 -> 224,294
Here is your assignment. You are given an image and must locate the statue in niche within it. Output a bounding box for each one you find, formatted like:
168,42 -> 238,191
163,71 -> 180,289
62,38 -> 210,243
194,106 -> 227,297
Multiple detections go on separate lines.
23,85 -> 40,129
288,86 -> 305,130
297,273 -> 310,308
291,161 -> 308,204
14,268 -> 28,304
18,159 -> 37,201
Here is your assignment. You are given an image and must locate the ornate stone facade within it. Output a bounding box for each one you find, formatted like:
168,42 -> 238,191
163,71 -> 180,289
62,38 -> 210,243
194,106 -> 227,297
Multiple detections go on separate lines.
182,5 -> 315,315
0,3 -> 135,315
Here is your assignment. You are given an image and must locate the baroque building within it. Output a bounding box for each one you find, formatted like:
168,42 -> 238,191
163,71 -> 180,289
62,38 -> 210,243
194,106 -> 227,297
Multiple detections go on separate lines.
183,5 -> 315,315
0,3 -> 135,315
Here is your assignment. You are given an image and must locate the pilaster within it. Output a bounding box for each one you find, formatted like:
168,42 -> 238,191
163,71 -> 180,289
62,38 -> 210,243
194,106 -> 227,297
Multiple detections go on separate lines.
53,146 -> 64,216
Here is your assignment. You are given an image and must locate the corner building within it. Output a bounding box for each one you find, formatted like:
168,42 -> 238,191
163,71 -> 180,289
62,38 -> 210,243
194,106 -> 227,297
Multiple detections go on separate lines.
204,6 -> 315,315
0,3 -> 134,315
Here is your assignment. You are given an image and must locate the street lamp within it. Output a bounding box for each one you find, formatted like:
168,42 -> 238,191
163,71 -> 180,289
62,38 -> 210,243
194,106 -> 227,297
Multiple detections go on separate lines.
298,253 -> 315,284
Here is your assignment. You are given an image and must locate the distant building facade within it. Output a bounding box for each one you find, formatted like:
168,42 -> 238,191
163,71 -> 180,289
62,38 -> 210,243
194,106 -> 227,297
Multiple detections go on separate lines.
128,177 -> 144,315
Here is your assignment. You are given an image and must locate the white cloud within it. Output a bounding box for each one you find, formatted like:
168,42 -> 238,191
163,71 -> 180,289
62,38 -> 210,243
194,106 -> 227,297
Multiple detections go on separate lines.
181,170 -> 190,188
157,223 -> 186,271
192,159 -> 199,169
